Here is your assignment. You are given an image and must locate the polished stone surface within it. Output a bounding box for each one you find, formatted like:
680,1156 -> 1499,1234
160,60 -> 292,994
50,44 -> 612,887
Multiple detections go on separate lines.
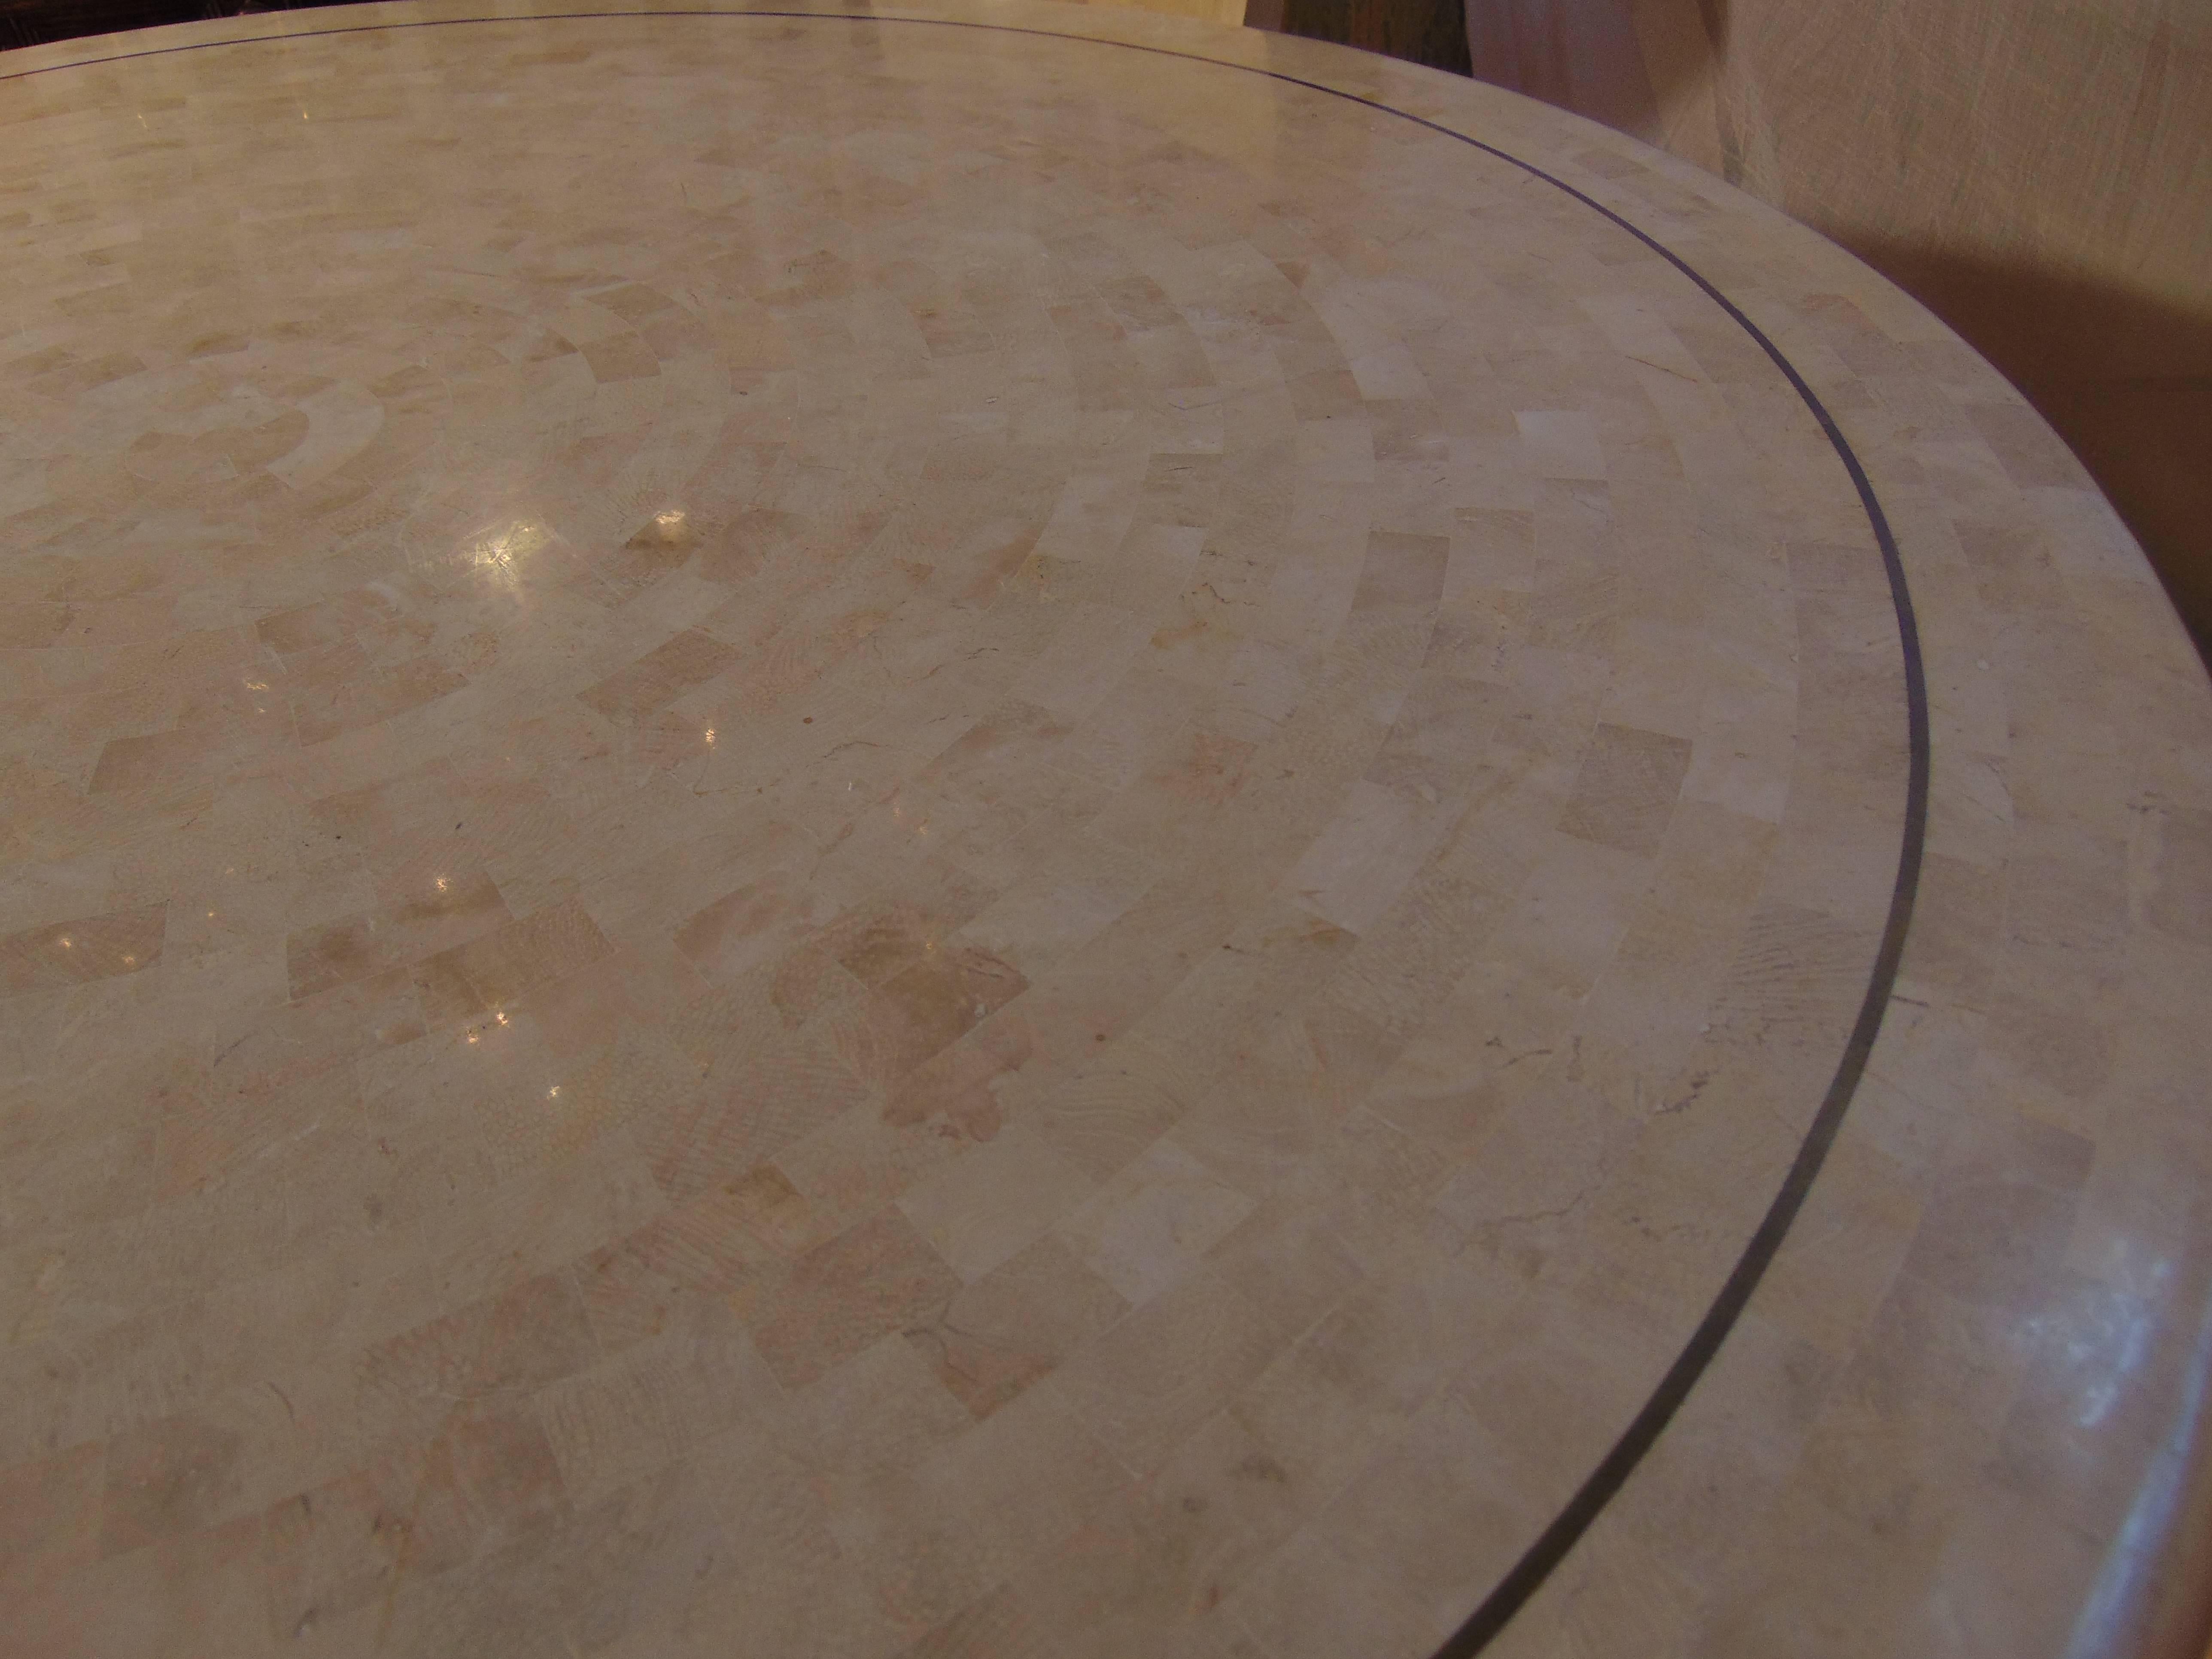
3,4 -> 2210,1656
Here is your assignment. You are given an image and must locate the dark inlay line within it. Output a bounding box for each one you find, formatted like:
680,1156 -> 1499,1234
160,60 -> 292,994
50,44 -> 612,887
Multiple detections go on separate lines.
3,12 -> 1934,1654
1422,146 -> 1931,1659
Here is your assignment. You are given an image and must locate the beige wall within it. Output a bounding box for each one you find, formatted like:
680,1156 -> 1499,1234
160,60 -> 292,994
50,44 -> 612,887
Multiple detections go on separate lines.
1450,0 -> 2212,646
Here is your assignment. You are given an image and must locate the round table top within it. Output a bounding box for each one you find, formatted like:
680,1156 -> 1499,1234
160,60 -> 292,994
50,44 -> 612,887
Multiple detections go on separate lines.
5,5 -> 2211,1656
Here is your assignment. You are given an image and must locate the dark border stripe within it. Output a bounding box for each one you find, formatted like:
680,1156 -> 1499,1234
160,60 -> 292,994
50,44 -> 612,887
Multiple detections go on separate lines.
2,15 -> 1933,1653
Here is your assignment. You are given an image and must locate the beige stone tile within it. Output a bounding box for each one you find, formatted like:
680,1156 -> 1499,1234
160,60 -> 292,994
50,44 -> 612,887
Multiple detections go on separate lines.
746,1210 -> 966,1389
1053,1136 -> 1256,1306
896,1122 -> 1097,1283
0,1442 -> 106,1600
2136,801 -> 2212,942
356,1270 -> 599,1442
533,1300 -> 779,1507
283,870 -> 506,1000
1555,721 -> 1695,856
407,896 -> 614,1027
1044,1265 -> 1292,1477
903,1232 -> 1131,1420
0,3 -> 2205,1652
12,1510 -> 277,1659
0,900 -> 164,995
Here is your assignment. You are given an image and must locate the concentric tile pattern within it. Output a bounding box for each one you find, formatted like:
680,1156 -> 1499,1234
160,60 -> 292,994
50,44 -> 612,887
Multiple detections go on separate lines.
2,5 -> 2209,1657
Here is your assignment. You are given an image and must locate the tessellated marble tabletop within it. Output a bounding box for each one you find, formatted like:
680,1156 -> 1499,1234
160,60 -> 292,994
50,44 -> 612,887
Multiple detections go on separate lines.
5,3 -> 2212,1655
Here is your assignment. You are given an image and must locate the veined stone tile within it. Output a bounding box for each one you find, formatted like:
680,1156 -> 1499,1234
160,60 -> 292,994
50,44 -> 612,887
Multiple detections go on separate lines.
0,4 -> 2205,1656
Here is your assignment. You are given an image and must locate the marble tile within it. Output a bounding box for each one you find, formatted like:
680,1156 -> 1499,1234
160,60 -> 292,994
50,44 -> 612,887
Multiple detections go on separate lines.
1054,1136 -> 1257,1306
747,1210 -> 966,1388
0,901 -> 164,994
1,3 -> 2208,1656
1555,721 -> 1695,856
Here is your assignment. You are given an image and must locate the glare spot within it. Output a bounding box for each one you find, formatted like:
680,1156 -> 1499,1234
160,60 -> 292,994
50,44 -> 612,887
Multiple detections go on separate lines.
466,519 -> 550,578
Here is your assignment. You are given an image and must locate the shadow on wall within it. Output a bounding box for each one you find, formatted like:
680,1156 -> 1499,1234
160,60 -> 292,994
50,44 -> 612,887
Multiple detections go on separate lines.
1265,0 -> 2212,666
1481,0 -> 2212,665
1272,0 -> 1473,74
1852,243 -> 2212,647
